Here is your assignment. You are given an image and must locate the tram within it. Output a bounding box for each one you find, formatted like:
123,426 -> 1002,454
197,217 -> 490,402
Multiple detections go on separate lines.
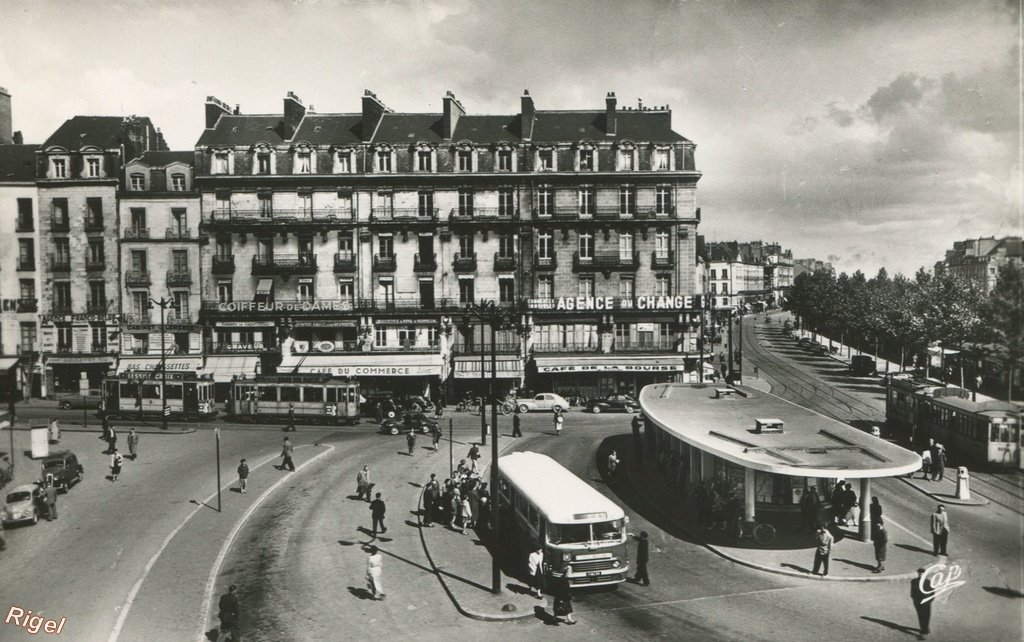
227,375 -> 360,425
101,373 -> 218,421
886,377 -> 1021,467
497,451 -> 629,588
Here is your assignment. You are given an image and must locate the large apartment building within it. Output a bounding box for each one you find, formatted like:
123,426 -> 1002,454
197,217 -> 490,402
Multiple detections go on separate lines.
936,236 -> 1022,295
196,90 -> 703,400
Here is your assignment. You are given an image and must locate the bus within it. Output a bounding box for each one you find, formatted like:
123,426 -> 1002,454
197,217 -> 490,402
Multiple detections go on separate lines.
497,451 -> 629,588
101,373 -> 218,422
228,375 -> 360,425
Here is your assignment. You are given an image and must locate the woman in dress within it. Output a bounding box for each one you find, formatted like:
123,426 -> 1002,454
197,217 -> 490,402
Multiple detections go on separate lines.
552,569 -> 576,625
366,545 -> 385,600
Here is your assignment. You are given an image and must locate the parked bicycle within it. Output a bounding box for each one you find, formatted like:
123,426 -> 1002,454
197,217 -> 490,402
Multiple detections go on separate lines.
456,396 -> 482,413
739,518 -> 777,545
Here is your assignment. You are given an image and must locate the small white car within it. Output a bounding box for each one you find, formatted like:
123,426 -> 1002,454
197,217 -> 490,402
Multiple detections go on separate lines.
515,393 -> 570,414
3,484 -> 41,525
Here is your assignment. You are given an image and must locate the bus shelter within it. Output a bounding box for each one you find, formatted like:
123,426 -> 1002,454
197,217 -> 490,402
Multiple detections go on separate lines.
639,383 -> 921,542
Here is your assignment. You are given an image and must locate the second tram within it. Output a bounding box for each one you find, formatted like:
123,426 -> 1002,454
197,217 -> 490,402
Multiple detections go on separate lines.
227,375 -> 361,425
101,373 -> 218,422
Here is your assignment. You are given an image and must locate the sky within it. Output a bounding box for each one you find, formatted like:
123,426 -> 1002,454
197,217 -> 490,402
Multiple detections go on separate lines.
0,0 -> 1020,278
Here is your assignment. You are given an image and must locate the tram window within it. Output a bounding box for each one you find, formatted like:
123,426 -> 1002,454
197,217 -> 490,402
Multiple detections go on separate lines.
326,387 -> 337,402
549,523 -> 590,544
303,387 -> 323,402
1001,425 -> 1010,443
142,385 -> 161,399
348,388 -> 357,403
991,425 -> 1000,442
593,519 -> 623,541
515,495 -> 527,514
528,505 -> 538,528
259,386 -> 278,402
164,384 -> 183,400
121,383 -> 139,399
279,387 -> 300,402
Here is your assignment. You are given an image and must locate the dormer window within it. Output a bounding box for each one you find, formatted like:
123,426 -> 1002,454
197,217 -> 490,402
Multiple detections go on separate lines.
295,150 -> 312,174
335,149 -> 353,174
130,173 -> 145,191
415,144 -> 435,172
579,149 -> 594,171
617,144 -> 637,171
457,149 -> 473,172
51,157 -> 67,179
375,145 -> 393,173
86,158 -> 101,178
257,153 -> 271,174
653,148 -> 671,171
496,147 -> 513,172
212,152 -> 229,175
171,173 -> 186,191
537,148 -> 555,171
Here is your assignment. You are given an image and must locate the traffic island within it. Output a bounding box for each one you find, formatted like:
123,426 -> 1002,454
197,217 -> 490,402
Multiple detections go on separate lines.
900,474 -> 988,506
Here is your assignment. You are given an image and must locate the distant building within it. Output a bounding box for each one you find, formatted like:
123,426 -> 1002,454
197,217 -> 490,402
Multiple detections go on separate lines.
935,236 -> 1023,295
705,242 -> 765,311
793,258 -> 833,279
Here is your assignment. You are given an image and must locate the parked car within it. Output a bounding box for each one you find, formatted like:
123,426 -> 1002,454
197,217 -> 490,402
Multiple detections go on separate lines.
395,395 -> 432,413
380,411 -> 438,435
40,450 -> 83,492
814,344 -> 830,355
797,337 -> 813,348
515,393 -> 570,414
3,483 -> 42,525
55,394 -> 102,411
850,355 -> 877,377
588,393 -> 640,414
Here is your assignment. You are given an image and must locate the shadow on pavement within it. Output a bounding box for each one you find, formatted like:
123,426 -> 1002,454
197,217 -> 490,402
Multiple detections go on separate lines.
347,586 -> 376,600
860,616 -> 920,637
780,563 -> 812,574
834,558 -> 877,571
895,543 -> 933,556
983,586 -> 1024,598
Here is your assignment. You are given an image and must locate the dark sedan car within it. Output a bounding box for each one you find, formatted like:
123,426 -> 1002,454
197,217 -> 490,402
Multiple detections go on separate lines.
379,411 -> 438,435
40,450 -> 83,492
588,393 -> 640,414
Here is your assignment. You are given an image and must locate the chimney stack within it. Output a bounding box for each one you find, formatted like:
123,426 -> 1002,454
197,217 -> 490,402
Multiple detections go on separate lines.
361,90 -> 391,142
605,91 -> 617,136
0,86 -> 12,145
283,91 -> 306,139
520,90 -> 535,141
205,96 -> 233,129
442,91 -> 465,140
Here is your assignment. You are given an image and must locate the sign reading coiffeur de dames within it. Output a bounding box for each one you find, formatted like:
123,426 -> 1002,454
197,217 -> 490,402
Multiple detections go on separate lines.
531,296 -> 703,312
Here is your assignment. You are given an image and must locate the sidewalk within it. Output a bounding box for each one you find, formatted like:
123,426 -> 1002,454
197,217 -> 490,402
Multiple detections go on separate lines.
900,472 -> 988,506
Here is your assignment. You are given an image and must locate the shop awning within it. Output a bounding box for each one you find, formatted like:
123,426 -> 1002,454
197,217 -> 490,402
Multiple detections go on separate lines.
0,357 -> 19,370
117,356 -> 204,375
454,357 -> 524,379
533,354 -> 689,374
278,352 -> 442,377
203,355 -> 261,382
255,279 -> 274,295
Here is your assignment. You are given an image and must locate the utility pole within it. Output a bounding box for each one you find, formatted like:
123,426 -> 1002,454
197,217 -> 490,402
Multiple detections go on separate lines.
215,427 -> 222,512
149,298 -> 176,430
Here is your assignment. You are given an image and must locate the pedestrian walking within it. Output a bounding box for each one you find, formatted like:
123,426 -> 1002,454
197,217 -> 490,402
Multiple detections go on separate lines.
873,523 -> 888,573
467,483 -> 480,527
869,496 -> 884,534
216,584 -> 240,642
287,403 -> 296,432
127,428 -> 139,460
920,448 -> 932,480
527,546 -> 545,598
467,442 -> 481,465
830,479 -> 846,523
930,504 -> 949,556
606,450 -> 620,477
237,458 -> 249,494
800,487 -> 821,533
280,437 -> 295,472
842,482 -> 859,526
431,424 -> 441,451
369,492 -> 387,538
812,524 -> 834,576
423,474 -> 440,527
631,531 -> 650,586
449,488 -> 463,532
366,545 -> 385,600
911,567 -> 932,638
551,570 -> 576,625
511,410 -> 523,438
553,408 -> 564,435
930,442 -> 947,482
43,480 -> 58,521
110,449 -> 123,481
434,399 -> 443,419
356,465 -> 372,501
406,429 -> 417,456
107,425 -> 118,454
0,519 -> 6,552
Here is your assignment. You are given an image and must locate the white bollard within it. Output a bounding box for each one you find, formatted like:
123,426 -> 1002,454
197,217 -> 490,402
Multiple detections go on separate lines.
955,466 -> 970,500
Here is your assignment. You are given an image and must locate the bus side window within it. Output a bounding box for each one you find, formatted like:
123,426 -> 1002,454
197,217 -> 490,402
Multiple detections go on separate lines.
528,505 -> 538,528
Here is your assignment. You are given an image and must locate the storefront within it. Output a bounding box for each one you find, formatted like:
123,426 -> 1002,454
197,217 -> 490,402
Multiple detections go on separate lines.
452,356 -> 524,399
202,355 -> 263,401
44,355 -> 115,397
277,351 -> 444,398
530,354 -> 694,398
0,357 -> 19,401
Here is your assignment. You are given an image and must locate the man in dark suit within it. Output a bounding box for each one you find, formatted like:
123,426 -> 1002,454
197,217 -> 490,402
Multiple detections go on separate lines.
911,567 -> 931,638
511,410 -> 523,437
631,531 -> 650,586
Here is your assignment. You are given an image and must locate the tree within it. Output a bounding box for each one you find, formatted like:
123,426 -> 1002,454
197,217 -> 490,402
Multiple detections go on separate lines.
913,269 -> 984,381
980,264 -> 1024,400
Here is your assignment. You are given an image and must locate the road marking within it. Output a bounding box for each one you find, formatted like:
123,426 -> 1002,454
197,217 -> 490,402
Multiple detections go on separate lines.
195,444 -> 335,642
106,445 -> 327,642
885,515 -> 933,547
595,585 -> 805,613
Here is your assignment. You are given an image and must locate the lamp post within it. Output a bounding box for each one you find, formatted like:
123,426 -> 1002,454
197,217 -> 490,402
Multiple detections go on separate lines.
149,297 -> 177,431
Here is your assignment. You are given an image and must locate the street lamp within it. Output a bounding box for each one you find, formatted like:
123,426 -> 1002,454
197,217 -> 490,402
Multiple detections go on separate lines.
149,297 -> 177,430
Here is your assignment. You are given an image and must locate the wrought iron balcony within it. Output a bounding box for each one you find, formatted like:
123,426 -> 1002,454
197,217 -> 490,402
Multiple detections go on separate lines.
493,253 -> 516,272
84,218 -> 105,232
86,299 -> 108,314
211,256 -> 235,274
166,269 -> 193,286
50,256 -> 71,272
123,227 -> 150,240
449,207 -> 517,222
453,252 -> 477,272
333,252 -> 357,272
15,298 -> 37,313
652,250 -> 675,269
207,208 -> 353,227
51,305 -> 73,316
611,340 -> 678,353
165,227 -> 193,240
356,297 -> 460,312
50,216 -> 70,232
17,257 -> 36,271
125,270 -> 152,286
531,342 -> 601,353
251,254 -> 317,275
533,253 -> 557,270
370,207 -> 439,222
573,252 -> 639,271
86,259 -> 106,272
373,253 -> 396,272
452,342 -> 520,355
414,252 -> 437,272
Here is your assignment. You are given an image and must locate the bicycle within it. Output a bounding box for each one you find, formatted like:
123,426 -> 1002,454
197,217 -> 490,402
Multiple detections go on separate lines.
499,399 -> 516,416
456,397 -> 482,414
739,518 -> 777,545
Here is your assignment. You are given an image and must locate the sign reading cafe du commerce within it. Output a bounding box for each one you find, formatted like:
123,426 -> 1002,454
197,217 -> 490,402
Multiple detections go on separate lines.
529,296 -> 703,312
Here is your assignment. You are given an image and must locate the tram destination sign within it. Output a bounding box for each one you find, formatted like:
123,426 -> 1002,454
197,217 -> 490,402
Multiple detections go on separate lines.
529,296 -> 703,312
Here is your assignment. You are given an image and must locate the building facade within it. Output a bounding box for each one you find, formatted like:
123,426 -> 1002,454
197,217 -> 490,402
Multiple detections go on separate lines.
936,236 -> 1023,295
195,90 -> 702,401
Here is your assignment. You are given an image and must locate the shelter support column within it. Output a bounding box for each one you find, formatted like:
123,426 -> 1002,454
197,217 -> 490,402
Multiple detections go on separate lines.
859,478 -> 872,543
688,447 -> 700,485
743,468 -> 755,522
700,451 -> 714,482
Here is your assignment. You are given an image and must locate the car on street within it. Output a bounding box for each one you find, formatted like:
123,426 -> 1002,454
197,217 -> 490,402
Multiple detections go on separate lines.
813,344 -> 830,355
3,483 -> 42,525
40,450 -> 83,492
587,393 -> 640,414
379,411 -> 437,435
797,337 -> 812,348
850,355 -> 877,376
55,394 -> 102,411
515,393 -> 570,414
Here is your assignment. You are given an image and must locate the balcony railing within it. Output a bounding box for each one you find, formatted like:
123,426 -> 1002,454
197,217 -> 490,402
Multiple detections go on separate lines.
123,227 -> 150,239
452,342 -> 520,355
533,253 -> 557,270
453,252 -> 477,272
85,300 -> 108,314
356,297 -> 461,312
333,252 -> 356,272
652,250 -> 674,269
370,207 -> 439,222
165,227 -> 193,240
573,252 -> 639,271
166,269 -> 193,286
373,253 -> 396,272
17,257 -> 35,271
15,298 -> 37,313
51,305 -> 73,316
367,343 -> 440,353
212,256 -> 235,274
251,254 -> 317,275
414,252 -> 437,272
16,217 -> 34,233
50,256 -> 71,272
86,259 -> 106,272
125,270 -> 152,286
449,207 -> 516,222
51,216 -> 70,232
531,342 -> 601,353
207,208 -> 353,226
611,340 -> 678,353
84,218 -> 105,232
493,253 -> 516,272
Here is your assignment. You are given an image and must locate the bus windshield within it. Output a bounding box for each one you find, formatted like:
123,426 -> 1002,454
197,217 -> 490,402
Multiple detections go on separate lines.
593,519 -> 624,541
549,519 -> 623,545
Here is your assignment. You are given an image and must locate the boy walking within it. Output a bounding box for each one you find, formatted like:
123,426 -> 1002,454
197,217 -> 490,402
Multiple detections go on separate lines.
237,459 -> 249,494
280,437 -> 295,472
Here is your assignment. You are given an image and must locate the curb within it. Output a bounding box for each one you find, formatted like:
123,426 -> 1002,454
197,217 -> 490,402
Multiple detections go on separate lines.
417,437 -> 538,622
7,424 -> 197,436
624,456 -> 916,583
898,476 -> 989,506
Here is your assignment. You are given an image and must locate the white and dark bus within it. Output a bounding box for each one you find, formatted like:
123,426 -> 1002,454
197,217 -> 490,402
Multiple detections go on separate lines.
497,451 -> 629,588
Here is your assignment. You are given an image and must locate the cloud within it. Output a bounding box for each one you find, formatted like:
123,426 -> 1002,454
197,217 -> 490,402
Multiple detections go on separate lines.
826,102 -> 855,127
863,73 -> 935,122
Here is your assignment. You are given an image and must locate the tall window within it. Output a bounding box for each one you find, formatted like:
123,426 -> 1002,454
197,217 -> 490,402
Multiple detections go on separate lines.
497,149 -> 512,171
338,279 -> 354,303
618,149 -> 635,171
458,234 -> 474,257
374,327 -> 387,347
216,237 -> 232,259
655,231 -> 670,258
498,234 -> 515,258
86,158 -> 100,177
257,152 -> 271,174
171,249 -> 188,274
536,186 -> 553,216
619,186 -> 636,214
88,239 -> 105,265
537,232 -> 552,258
417,150 -> 432,172
653,149 -> 670,170
338,234 -> 354,261
656,186 -> 672,214
130,173 -> 145,190
296,151 -> 312,173
297,280 -> 314,303
217,281 -> 232,304
54,238 -> 70,263
54,282 -> 72,310
16,198 -> 32,231
656,274 -> 671,296
619,233 -> 634,260
20,323 -> 36,353
499,278 -> 515,304
578,187 -> 595,216
130,250 -> 148,274
537,275 -> 553,299
336,151 -> 352,173
213,152 -> 229,174
579,149 -> 594,171
457,149 -> 473,172
130,208 -> 146,233
215,193 -> 230,213
376,149 -> 392,172
458,278 -> 475,304
619,276 -> 634,299
56,325 -> 72,351
131,291 -> 148,318
52,198 -> 69,226
52,158 -> 67,178
171,209 -> 186,235
171,174 -> 186,191
20,280 -> 35,300
615,322 -> 630,345
91,326 -> 107,352
87,198 -> 103,227
538,149 -> 554,171
379,278 -> 395,306
458,189 -> 474,216
578,276 -> 594,298
498,188 -> 514,216
378,235 -> 393,257
417,191 -> 434,217
89,281 -> 105,309
578,232 -> 593,259
18,239 -> 34,267
257,193 -> 272,217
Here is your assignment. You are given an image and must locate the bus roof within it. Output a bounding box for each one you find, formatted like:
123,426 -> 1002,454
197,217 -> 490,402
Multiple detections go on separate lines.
497,451 -> 625,524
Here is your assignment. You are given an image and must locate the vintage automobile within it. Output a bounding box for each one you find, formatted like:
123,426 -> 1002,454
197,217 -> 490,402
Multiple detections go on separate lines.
379,411 -> 438,436
850,355 -> 878,376
515,393 -> 571,414
40,450 -> 84,492
3,483 -> 41,525
588,393 -> 640,414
